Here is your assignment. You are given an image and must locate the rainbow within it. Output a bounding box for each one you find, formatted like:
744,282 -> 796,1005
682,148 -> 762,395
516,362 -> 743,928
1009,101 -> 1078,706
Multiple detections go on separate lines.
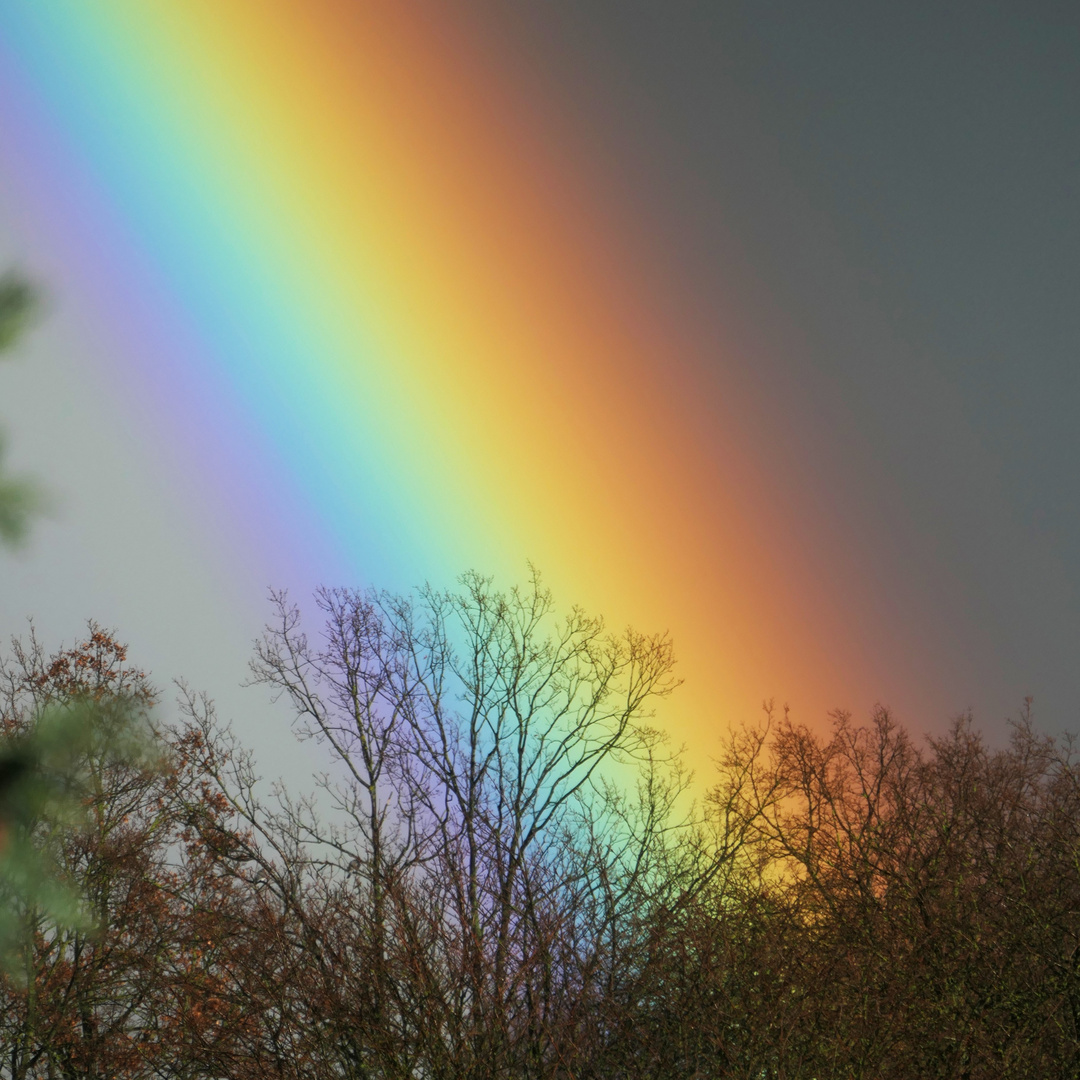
0,2 -> 896,768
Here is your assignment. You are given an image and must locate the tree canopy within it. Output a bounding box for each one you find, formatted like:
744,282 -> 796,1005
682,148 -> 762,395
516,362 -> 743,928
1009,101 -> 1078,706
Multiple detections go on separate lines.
1,593 -> 1076,1078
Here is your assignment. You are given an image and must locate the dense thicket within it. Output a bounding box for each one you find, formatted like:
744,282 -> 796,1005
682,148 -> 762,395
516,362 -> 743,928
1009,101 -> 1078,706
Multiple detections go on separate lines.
2,578 -> 1078,1078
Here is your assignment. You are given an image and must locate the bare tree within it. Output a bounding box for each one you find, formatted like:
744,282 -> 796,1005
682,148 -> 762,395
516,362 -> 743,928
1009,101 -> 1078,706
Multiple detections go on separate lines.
0,627 -> 261,1080
701,703 -> 1080,1079
239,569 -> 680,1078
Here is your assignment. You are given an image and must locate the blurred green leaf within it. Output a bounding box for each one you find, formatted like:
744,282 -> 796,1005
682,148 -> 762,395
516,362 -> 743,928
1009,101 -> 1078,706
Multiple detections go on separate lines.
0,274 -> 40,548
0,274 -> 36,354
0,465 -> 39,547
0,694 -> 161,973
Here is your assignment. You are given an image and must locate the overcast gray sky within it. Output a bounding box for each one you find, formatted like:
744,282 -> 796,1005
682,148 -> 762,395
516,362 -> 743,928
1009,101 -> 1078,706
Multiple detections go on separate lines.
479,0 -> 1080,731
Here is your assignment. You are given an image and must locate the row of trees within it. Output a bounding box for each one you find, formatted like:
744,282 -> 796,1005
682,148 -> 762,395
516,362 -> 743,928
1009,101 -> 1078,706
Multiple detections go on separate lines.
2,574 -> 1079,1078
